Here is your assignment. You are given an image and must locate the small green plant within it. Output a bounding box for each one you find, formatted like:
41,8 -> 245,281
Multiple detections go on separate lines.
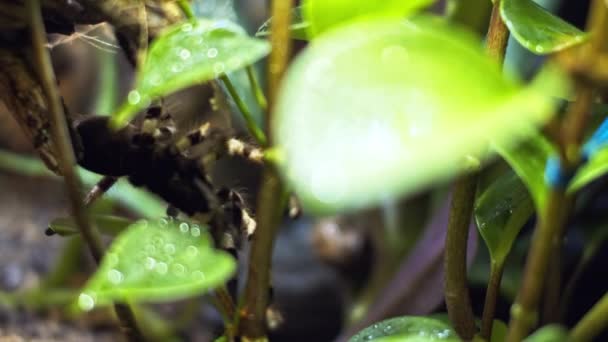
2,0 -> 608,341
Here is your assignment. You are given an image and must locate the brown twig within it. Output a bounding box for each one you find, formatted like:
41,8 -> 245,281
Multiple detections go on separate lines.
444,176 -> 478,340
506,1 -> 608,340
445,2 -> 510,339
25,1 -> 143,340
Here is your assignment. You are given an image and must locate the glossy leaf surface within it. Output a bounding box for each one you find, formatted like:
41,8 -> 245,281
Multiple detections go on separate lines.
303,0 -> 435,37
522,325 -> 568,341
274,17 -> 565,214
112,20 -> 270,126
493,133 -> 556,213
475,172 -> 534,263
77,218 -> 235,310
349,316 -> 458,342
569,147 -> 608,192
501,0 -> 587,54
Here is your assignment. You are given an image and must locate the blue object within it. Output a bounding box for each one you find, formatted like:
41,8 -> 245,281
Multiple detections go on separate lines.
582,116 -> 608,160
545,156 -> 574,190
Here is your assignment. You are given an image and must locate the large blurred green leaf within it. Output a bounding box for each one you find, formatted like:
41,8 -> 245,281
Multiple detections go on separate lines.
475,172 -> 534,263
77,218 -> 235,310
256,6 -> 310,40
303,0 -> 435,37
274,17 -> 566,214
349,316 -> 458,342
112,19 -> 270,126
501,0 -> 587,55
493,133 -> 556,213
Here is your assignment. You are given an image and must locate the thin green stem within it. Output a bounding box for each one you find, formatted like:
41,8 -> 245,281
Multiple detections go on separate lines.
220,74 -> 268,146
480,262 -> 505,340
26,1 -> 142,340
246,65 -> 268,111
178,0 -> 195,21
570,291 -> 608,341
237,1 -> 293,338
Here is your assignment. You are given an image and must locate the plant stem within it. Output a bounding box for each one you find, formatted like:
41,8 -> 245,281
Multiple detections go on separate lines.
26,1 -> 143,340
177,0 -> 195,20
238,1 -> 293,339
444,3 -> 510,339
444,176 -> 477,340
246,65 -> 268,111
570,291 -> 608,341
220,75 -> 268,146
480,262 -> 504,340
486,3 -> 509,63
506,1 -> 607,340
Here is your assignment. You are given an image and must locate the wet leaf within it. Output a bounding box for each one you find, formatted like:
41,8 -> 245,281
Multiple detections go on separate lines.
500,0 -> 587,55
112,19 -> 270,126
349,316 -> 458,342
474,171 -> 534,263
274,17 -> 566,214
48,215 -> 132,237
256,6 -> 310,40
493,133 -> 556,213
303,0 -> 435,37
76,218 -> 235,310
522,325 -> 568,341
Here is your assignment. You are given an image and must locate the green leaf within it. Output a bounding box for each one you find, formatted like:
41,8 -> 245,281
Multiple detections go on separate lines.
256,6 -> 310,40
76,218 -> 235,310
349,316 -> 458,342
475,171 -> 535,263
48,215 -> 132,237
569,147 -> 608,192
274,17 -> 565,214
491,320 -> 508,342
500,0 -> 588,55
303,0 -> 435,37
112,19 -> 270,126
522,325 -> 568,341
493,133 -> 556,213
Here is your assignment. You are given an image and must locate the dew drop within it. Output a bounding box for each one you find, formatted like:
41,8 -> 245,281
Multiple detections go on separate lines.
191,227 -> 201,237
207,48 -> 218,58
78,293 -> 95,311
213,62 -> 225,75
179,222 -> 189,233
186,245 -> 198,257
145,257 -> 156,270
172,263 -> 186,276
155,262 -> 168,275
107,269 -> 124,284
106,253 -> 119,265
171,63 -> 184,73
164,243 -> 176,254
182,23 -> 193,32
534,45 -> 545,53
159,218 -> 169,227
191,270 -> 205,280
127,90 -> 141,105
179,48 -> 191,60
145,244 -> 156,254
